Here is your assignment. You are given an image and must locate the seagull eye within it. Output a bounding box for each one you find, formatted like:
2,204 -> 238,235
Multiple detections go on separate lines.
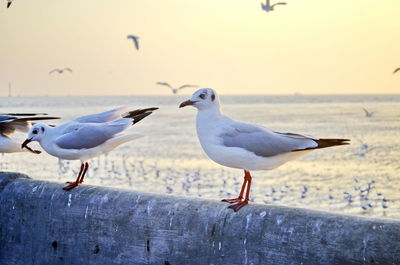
199,93 -> 206,100
32,129 -> 38,134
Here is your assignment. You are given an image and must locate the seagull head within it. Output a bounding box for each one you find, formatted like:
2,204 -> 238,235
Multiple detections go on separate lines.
21,123 -> 48,150
179,88 -> 219,110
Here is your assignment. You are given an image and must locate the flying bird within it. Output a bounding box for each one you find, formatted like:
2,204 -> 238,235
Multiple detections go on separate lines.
0,114 -> 60,154
362,108 -> 374,118
156,82 -> 199,94
261,0 -> 287,12
179,88 -> 350,212
393,67 -> 400,74
22,107 -> 158,191
49,68 -> 73,74
127,35 -> 140,50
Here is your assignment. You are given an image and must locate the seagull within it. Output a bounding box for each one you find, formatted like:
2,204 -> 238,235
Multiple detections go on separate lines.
0,113 -> 60,154
362,108 -> 374,118
261,0 -> 287,12
179,88 -> 350,212
393,67 -> 400,74
49,68 -> 73,74
156,82 -> 199,94
22,107 -> 158,190
127,35 -> 140,50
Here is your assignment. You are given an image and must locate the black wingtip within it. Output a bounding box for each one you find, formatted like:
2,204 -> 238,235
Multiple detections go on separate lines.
7,2 -> 11,8
122,107 -> 158,124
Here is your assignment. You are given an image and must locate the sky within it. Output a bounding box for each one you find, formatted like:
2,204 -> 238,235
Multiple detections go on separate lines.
0,0 -> 399,96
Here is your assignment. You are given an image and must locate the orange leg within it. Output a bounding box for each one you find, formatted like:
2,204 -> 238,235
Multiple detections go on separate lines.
222,170 -> 252,212
63,162 -> 89,191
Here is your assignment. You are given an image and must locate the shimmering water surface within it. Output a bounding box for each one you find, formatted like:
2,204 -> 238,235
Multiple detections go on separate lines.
1,95 -> 399,219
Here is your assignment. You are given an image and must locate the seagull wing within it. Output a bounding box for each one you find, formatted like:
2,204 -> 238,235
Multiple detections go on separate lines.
73,107 -> 128,123
63,68 -> 73,72
362,108 -> 369,116
7,0 -> 12,8
272,2 -> 287,7
49,69 -> 60,74
0,115 -> 60,136
55,120 -> 131,150
156,82 -> 173,89
220,121 -> 319,157
0,113 -> 48,116
177,84 -> 199,90
133,38 -> 139,50
393,67 -> 400,74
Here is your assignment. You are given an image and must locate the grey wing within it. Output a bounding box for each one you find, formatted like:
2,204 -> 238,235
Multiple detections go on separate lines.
63,68 -> 73,72
156,82 -> 173,89
0,115 -> 60,136
133,38 -> 139,50
272,2 -> 286,6
74,107 -> 127,123
178,84 -> 199,90
221,122 -> 317,157
49,69 -> 59,74
55,120 -> 130,150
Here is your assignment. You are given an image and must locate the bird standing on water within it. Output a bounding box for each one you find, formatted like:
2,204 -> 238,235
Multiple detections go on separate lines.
0,113 -> 59,154
179,88 -> 350,212
22,107 -> 157,190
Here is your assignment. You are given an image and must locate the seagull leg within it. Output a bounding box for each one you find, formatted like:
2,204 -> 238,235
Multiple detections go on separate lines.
63,163 -> 85,190
78,162 -> 89,184
228,171 -> 252,212
222,170 -> 250,204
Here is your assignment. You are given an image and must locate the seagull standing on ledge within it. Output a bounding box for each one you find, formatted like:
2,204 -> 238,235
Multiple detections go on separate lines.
0,113 -> 60,154
22,107 -> 158,191
127,35 -> 140,50
261,0 -> 287,12
179,88 -> 350,212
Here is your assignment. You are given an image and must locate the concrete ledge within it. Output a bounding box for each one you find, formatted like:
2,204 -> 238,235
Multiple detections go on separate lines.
0,172 -> 399,265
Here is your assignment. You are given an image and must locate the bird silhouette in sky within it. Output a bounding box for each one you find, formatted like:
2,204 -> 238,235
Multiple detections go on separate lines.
156,82 -> 199,94
393,67 -> 400,74
49,68 -> 73,74
261,0 -> 287,12
362,108 -> 374,118
127,35 -> 140,50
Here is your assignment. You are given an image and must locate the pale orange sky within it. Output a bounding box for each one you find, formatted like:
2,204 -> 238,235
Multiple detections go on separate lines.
0,0 -> 399,96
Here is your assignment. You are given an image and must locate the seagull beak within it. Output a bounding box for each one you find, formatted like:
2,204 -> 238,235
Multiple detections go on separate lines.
179,100 -> 196,108
21,138 -> 32,149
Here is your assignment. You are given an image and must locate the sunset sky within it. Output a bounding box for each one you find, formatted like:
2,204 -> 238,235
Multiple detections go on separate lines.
0,0 -> 399,96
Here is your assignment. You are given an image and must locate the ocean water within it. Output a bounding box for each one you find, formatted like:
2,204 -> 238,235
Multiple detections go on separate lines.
1,94 -> 399,219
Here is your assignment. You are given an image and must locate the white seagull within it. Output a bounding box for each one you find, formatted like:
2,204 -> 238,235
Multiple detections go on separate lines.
0,113 -> 60,154
22,107 -> 158,190
49,68 -> 73,74
261,0 -> 287,12
127,35 -> 140,50
156,82 -> 199,95
179,88 -> 350,212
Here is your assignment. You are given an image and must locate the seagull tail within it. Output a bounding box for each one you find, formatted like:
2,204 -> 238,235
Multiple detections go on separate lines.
314,138 -> 350,149
122,107 -> 158,125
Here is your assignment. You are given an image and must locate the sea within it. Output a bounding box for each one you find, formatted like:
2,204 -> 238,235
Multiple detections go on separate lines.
1,94 -> 399,219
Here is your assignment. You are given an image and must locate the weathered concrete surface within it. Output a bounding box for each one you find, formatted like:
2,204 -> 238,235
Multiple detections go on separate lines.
0,172 -> 399,265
